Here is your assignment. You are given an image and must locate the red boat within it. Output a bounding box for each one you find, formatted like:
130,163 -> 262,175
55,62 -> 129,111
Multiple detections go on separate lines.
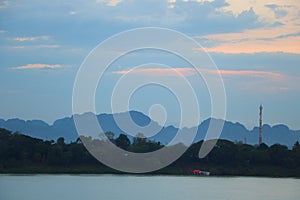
192,169 -> 210,176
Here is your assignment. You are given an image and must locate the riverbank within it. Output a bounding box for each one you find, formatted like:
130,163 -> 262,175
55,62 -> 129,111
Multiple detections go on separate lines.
1,165 -> 300,178
1,128 -> 300,178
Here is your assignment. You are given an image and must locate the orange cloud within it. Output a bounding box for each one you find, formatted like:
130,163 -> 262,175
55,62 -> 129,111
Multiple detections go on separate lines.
195,0 -> 300,55
12,64 -> 62,70
196,25 -> 300,54
202,36 -> 300,54
209,69 -> 282,80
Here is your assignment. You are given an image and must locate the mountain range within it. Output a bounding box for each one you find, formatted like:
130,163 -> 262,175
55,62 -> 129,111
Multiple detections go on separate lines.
0,111 -> 299,147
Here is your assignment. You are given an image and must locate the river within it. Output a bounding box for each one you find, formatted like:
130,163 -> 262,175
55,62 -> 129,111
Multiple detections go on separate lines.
0,175 -> 299,200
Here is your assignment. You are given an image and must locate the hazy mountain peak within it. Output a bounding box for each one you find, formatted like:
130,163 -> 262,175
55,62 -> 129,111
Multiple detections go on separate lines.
0,111 -> 299,146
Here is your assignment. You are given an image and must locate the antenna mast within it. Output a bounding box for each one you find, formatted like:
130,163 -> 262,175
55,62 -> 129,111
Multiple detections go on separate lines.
259,104 -> 263,145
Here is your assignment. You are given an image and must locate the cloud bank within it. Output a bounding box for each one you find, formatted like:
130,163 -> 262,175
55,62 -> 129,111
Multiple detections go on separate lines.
11,64 -> 62,70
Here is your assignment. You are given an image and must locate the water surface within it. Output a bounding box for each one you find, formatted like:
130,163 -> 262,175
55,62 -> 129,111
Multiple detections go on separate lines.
0,175 -> 299,200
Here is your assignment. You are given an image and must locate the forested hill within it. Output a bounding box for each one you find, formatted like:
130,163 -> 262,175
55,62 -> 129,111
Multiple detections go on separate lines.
0,111 -> 300,147
1,128 -> 300,177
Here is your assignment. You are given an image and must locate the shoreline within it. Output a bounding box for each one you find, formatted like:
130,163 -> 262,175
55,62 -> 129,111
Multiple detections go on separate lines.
1,173 -> 300,179
1,169 -> 300,178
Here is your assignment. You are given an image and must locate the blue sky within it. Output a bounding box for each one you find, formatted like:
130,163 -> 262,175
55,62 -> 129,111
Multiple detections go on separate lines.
0,0 -> 299,130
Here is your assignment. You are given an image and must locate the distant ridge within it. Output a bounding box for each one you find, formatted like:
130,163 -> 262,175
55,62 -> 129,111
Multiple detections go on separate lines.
0,111 -> 299,147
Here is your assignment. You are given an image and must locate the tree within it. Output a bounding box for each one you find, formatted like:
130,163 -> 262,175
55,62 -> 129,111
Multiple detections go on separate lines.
133,133 -> 147,146
47,145 -> 63,165
268,144 -> 289,166
293,141 -> 300,151
105,131 -> 115,141
257,143 -> 268,150
292,141 -> 300,167
115,134 -> 131,150
57,137 -> 65,147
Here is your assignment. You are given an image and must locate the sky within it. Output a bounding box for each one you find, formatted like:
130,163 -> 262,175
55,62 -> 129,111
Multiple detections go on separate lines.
0,0 -> 299,130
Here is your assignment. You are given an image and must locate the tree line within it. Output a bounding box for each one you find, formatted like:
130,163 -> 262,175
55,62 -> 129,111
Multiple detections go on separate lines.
0,128 -> 300,176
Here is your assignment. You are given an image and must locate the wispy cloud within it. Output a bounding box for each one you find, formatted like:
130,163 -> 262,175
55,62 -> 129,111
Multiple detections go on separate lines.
0,0 -> 9,9
196,25 -> 300,54
221,0 -> 299,24
209,69 -> 282,80
113,68 -> 293,93
96,0 -> 122,7
11,64 -> 62,70
0,89 -> 24,95
202,36 -> 300,54
12,44 -> 60,49
13,36 -> 50,42
208,69 -> 297,93
265,4 -> 288,19
69,11 -> 77,15
194,0 -> 300,54
113,67 -> 282,80
113,67 -> 197,77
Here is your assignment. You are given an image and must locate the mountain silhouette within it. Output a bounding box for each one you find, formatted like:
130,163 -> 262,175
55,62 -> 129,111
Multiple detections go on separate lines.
0,111 -> 299,147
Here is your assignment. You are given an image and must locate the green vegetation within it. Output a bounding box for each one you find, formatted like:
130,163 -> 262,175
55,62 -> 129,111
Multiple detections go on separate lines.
0,128 -> 300,177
